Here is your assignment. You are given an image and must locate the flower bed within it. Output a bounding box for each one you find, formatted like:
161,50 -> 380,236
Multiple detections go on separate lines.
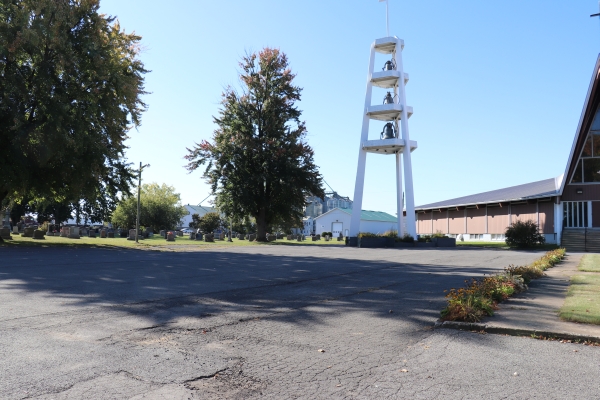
440,248 -> 566,322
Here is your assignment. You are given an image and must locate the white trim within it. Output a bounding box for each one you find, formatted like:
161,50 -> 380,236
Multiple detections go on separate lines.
559,55 -> 600,195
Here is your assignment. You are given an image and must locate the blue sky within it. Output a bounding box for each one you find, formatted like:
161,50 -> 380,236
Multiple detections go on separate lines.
100,0 -> 600,216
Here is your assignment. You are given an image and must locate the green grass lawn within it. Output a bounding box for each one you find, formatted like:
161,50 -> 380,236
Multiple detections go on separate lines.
559,274 -> 600,325
577,254 -> 600,272
0,233 -> 345,250
456,241 -> 508,248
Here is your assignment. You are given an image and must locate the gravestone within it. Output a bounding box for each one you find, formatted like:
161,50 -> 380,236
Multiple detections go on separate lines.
60,227 -> 69,237
238,234 -> 245,240
177,231 -> 183,237
276,233 -> 284,239
286,235 -> 293,240
68,227 -> 80,239
159,230 -> 166,238
196,232 -> 203,241
267,234 -> 276,242
166,232 -> 175,241
297,235 -> 302,242
88,229 -> 96,238
312,235 -> 318,242
13,226 -> 19,234
127,229 -> 136,241
22,227 -> 34,237
337,236 -> 343,241
100,230 -> 107,238
0,228 -> 12,240
107,232 -> 115,238
248,234 -> 256,242
217,232 -> 225,240
301,235 -> 306,241
204,233 -> 214,242
32,230 -> 45,240
189,232 -> 196,240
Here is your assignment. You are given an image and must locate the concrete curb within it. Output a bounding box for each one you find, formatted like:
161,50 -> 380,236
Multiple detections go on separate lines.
434,320 -> 600,344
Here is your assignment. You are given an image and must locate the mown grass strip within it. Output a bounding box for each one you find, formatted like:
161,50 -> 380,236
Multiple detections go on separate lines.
440,248 -> 566,323
577,254 -> 600,272
559,274 -> 600,325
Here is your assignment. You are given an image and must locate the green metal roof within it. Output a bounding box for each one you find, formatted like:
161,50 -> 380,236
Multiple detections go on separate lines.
335,208 -> 397,222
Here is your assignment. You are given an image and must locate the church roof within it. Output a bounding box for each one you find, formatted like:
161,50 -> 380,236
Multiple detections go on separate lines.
416,178 -> 560,210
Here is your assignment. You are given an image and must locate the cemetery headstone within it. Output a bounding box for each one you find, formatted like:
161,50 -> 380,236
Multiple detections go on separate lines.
22,227 -> 34,237
88,229 -> 96,238
177,231 -> 183,237
13,226 -> 19,234
107,232 -> 115,238
0,228 -> 13,240
167,232 -> 175,241
32,230 -> 45,240
159,230 -> 166,238
127,229 -> 136,241
248,234 -> 256,242
100,230 -> 107,238
196,232 -> 203,241
190,232 -> 196,240
60,227 -> 69,237
68,227 -> 80,239
204,233 -> 214,242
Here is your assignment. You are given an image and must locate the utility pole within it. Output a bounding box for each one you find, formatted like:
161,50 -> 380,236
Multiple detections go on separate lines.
135,162 -> 150,243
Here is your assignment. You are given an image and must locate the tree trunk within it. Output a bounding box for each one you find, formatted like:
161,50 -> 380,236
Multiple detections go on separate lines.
256,208 -> 268,242
0,191 -> 8,244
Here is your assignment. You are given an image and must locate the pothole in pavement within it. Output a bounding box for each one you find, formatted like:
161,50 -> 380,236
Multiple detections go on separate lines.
185,361 -> 266,399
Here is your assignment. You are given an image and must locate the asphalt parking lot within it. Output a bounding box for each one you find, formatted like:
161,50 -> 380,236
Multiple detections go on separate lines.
1,245 -> 599,399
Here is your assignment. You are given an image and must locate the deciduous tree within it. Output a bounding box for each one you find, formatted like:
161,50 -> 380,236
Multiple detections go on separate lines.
185,48 -> 324,241
110,183 -> 187,232
0,0 -> 148,241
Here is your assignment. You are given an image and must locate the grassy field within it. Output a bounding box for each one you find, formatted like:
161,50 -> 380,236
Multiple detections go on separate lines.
577,254 -> 600,272
560,273 -> 600,325
456,241 -> 508,248
559,254 -> 600,325
0,233 -> 345,250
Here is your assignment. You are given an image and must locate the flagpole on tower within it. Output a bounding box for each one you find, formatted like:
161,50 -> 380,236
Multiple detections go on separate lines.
379,0 -> 389,37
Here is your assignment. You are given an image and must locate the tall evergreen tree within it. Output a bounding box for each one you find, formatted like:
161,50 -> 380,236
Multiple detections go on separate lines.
185,48 -> 324,241
0,0 -> 148,241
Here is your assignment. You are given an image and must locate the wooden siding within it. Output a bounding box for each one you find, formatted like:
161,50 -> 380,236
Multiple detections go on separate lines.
562,184 -> 600,201
538,202 -> 555,233
417,213 -> 432,234
432,211 -> 448,234
448,209 -> 464,234
511,203 -> 537,224
466,207 -> 486,233
487,206 -> 509,234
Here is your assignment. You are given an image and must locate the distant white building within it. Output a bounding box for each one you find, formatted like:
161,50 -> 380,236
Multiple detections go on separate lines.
292,217 -> 314,236
180,204 -> 219,228
313,208 -> 397,237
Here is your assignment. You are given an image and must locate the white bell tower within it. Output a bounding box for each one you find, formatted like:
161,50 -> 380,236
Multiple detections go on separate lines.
349,27 -> 417,238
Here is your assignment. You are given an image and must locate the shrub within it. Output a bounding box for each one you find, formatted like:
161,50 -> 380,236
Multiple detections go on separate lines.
357,232 -> 378,238
505,220 -> 545,248
432,230 -> 446,238
382,230 -> 398,238
441,249 -> 565,322
418,234 -> 432,243
400,233 -> 415,243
